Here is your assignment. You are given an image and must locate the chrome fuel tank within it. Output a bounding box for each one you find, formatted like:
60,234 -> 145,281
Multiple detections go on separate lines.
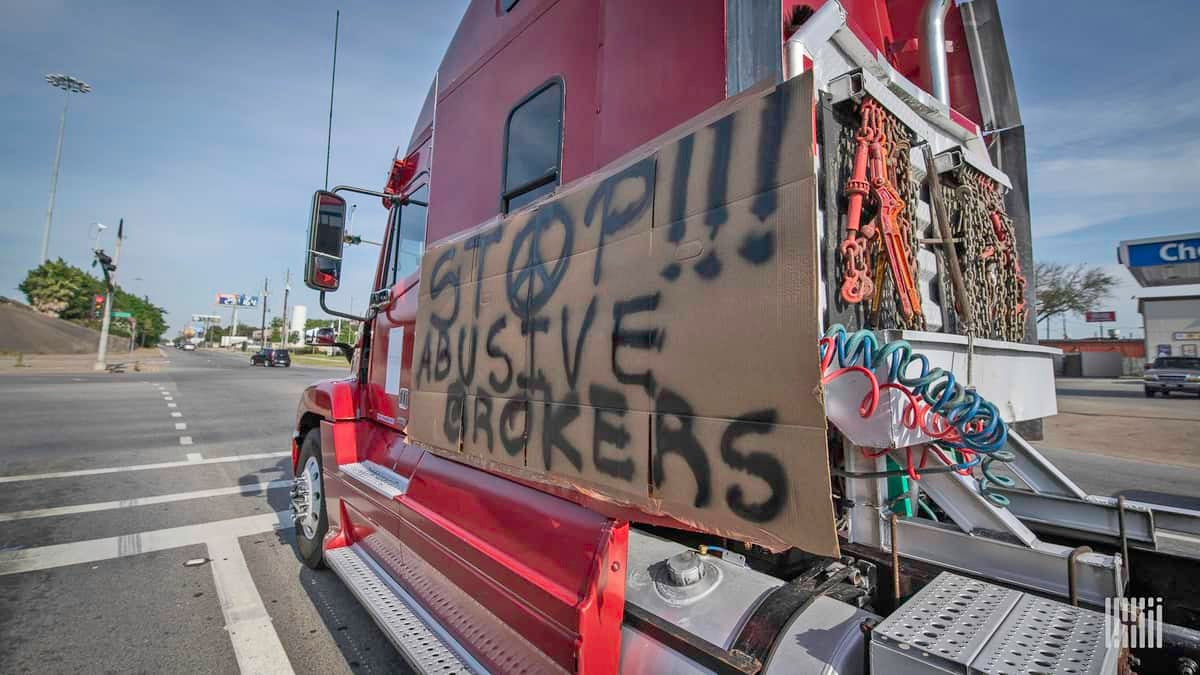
618,530 -> 877,674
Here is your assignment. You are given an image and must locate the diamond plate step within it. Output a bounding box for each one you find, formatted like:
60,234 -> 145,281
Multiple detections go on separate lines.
972,594 -> 1117,675
340,460 -> 409,499
871,572 -> 1118,675
325,545 -> 483,674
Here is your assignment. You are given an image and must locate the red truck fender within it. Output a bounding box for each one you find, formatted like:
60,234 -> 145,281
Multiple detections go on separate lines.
293,377 -> 359,471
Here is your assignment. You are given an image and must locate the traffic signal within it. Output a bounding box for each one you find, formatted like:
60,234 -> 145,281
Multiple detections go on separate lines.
92,249 -> 115,274
93,294 -> 105,319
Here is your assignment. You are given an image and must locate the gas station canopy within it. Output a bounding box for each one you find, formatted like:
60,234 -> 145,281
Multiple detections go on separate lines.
1118,232 -> 1200,287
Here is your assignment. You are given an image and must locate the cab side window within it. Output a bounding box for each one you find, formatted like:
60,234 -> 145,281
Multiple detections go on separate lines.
501,80 -> 563,213
380,184 -> 428,291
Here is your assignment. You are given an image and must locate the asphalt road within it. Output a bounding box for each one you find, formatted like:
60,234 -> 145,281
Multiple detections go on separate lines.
1,353 -> 1197,674
1036,377 -> 1200,514
0,348 -> 411,674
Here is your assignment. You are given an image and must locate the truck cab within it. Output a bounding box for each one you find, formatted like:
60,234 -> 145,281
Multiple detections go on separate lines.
290,2 -> 1200,673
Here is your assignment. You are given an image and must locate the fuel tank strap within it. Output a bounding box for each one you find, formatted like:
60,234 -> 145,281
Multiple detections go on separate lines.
728,565 -> 859,665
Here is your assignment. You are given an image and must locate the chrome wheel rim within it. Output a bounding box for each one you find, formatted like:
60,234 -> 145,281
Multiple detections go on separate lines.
291,456 -> 322,540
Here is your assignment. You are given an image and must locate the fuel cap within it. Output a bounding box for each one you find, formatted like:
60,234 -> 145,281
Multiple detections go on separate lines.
665,550 -> 706,586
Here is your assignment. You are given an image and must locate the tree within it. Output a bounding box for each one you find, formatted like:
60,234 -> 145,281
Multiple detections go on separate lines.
18,259 -> 86,316
1034,262 -> 1118,336
18,259 -> 169,344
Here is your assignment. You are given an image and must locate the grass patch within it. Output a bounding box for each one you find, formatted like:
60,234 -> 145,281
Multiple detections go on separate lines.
291,353 -> 351,368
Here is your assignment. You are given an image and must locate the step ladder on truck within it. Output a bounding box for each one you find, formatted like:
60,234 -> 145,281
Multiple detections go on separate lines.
290,1 -> 1200,673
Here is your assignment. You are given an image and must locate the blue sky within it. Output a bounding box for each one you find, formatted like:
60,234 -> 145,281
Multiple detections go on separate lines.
1,0 -> 468,334
2,0 -> 1197,339
1003,0 -> 1200,338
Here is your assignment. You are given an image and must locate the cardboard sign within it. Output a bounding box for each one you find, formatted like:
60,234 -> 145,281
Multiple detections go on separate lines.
409,74 -> 837,556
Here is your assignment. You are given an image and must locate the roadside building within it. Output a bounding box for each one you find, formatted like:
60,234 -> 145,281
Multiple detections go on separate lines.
1118,232 -> 1200,361
1040,338 -> 1146,377
1138,295 -> 1200,360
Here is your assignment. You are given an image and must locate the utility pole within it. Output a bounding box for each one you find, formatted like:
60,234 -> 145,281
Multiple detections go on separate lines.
260,277 -> 269,347
94,218 -> 123,371
281,269 -> 291,347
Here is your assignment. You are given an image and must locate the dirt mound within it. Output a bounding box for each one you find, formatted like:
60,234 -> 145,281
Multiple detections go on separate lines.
0,297 -> 130,354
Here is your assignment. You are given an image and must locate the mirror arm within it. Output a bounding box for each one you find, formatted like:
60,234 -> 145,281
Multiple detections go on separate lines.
330,185 -> 425,207
320,290 -> 368,323
333,342 -> 355,363
331,185 -> 403,204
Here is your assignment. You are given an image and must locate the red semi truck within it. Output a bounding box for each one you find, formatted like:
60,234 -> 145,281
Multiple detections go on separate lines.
292,1 -> 1200,673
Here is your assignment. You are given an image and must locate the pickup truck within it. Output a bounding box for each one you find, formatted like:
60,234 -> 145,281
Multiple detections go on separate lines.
1144,356 -> 1200,397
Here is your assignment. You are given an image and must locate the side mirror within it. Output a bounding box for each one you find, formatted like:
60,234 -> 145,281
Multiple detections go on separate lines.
304,190 -> 347,291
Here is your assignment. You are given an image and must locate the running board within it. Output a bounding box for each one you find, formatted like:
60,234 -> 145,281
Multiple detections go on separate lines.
340,460 -> 408,499
325,545 -> 484,674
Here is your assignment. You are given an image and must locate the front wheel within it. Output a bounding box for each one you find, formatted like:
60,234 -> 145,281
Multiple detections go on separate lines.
1145,388 -> 1155,398
292,430 -> 328,570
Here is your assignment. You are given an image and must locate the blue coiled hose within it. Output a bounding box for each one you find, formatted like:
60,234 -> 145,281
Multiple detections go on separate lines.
820,324 -> 1007,453
821,325 -> 1016,505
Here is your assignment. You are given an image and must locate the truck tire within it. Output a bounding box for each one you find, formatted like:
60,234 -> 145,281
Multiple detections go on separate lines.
1145,388 -> 1155,398
292,430 -> 328,570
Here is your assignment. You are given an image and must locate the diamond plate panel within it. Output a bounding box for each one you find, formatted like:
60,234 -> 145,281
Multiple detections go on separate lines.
325,546 -> 478,674
873,572 -> 1022,669
970,595 -> 1116,675
340,460 -> 409,498
872,572 -> 1118,675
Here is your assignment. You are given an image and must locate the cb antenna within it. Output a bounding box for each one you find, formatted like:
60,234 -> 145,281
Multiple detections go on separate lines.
324,9 -> 340,190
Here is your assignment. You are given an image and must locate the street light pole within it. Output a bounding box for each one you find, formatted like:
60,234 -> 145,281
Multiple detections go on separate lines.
94,218 -> 122,371
41,74 -> 92,264
281,268 -> 291,347
260,277 -> 269,346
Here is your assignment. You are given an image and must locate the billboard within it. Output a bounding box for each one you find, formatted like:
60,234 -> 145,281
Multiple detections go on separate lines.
1085,311 -> 1115,323
216,293 -> 259,307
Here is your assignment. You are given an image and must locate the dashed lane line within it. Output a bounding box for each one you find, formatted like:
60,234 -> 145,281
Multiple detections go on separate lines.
168,403 -> 178,408
0,451 -> 290,483
187,453 -> 203,462
0,480 -> 291,522
180,436 -> 193,446
175,422 -> 188,430
171,411 -> 183,417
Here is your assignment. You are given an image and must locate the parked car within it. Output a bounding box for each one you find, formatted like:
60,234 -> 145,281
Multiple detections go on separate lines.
181,343 -> 196,351
1144,356 -> 1200,397
251,348 -> 291,367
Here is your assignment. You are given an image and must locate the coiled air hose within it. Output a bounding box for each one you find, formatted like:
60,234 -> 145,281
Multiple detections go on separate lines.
820,324 -> 1016,505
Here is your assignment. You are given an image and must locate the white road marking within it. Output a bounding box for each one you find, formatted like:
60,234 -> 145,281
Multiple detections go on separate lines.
171,411 -> 183,417
207,536 -> 296,674
0,511 -> 289,575
0,480 -> 291,521
0,451 -> 289,483
175,422 -> 188,430
164,396 -> 174,401
179,436 -> 193,445
187,453 -> 203,462
168,403 -> 178,408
